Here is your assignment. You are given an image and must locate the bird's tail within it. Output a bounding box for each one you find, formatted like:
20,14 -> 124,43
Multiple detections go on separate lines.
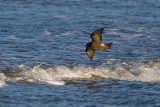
101,43 -> 112,49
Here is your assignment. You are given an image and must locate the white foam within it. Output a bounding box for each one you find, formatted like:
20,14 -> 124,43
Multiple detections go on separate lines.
44,29 -> 52,36
0,73 -> 8,87
1,62 -> 160,86
23,65 -> 65,85
6,65 -> 65,85
137,65 -> 160,82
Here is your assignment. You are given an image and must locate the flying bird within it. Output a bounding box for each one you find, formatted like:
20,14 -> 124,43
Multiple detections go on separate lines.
86,28 -> 112,60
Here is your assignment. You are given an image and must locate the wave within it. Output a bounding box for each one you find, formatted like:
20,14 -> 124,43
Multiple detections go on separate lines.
0,73 -> 8,87
0,61 -> 160,87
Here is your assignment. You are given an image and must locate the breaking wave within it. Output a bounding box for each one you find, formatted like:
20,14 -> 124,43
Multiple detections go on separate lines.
0,61 -> 160,87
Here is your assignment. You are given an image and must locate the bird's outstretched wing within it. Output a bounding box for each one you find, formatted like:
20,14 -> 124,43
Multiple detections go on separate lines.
91,28 -> 104,44
86,43 -> 95,60
86,47 -> 95,60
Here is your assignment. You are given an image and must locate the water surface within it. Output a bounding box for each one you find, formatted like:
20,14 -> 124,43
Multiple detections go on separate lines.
0,0 -> 160,106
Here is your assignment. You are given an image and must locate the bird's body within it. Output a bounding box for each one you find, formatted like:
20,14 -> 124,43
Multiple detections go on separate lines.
86,28 -> 112,60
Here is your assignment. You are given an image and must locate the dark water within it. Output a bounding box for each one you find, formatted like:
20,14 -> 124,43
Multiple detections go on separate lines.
0,0 -> 160,106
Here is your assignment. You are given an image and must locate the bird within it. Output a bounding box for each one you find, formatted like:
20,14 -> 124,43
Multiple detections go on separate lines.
86,28 -> 112,60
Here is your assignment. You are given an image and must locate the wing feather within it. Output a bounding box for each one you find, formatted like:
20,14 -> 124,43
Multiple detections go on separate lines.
86,43 -> 95,60
91,28 -> 104,44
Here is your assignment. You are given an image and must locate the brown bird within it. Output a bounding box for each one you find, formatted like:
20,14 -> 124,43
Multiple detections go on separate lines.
86,28 -> 112,60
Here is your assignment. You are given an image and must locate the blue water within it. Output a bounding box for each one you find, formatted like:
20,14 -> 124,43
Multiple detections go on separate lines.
0,0 -> 160,106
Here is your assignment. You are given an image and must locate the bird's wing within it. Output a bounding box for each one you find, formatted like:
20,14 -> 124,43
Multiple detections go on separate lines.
86,46 -> 95,60
91,28 -> 104,44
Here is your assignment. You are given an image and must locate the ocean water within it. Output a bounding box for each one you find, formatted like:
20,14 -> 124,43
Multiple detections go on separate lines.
0,0 -> 160,106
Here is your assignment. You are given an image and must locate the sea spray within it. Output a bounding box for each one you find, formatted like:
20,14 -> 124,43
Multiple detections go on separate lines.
0,61 -> 160,87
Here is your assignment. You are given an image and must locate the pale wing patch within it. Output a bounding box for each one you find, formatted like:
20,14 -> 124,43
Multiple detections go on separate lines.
101,43 -> 111,49
101,44 -> 105,47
